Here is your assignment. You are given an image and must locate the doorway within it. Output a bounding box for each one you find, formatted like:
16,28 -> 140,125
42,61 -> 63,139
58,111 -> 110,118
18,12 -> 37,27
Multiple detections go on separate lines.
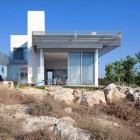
47,70 -> 53,85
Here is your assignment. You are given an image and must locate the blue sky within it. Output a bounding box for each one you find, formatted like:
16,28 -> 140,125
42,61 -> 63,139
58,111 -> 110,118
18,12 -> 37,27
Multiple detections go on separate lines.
0,0 -> 140,77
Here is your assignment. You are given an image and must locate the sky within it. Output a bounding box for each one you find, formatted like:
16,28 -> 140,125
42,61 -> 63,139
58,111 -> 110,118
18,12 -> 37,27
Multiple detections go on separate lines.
0,0 -> 140,77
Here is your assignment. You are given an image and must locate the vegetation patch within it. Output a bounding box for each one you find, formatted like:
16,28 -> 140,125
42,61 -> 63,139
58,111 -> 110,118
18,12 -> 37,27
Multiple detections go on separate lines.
0,87 -> 36,105
36,85 -> 46,90
16,129 -> 62,140
105,52 -> 140,86
63,86 -> 99,91
102,101 -> 140,122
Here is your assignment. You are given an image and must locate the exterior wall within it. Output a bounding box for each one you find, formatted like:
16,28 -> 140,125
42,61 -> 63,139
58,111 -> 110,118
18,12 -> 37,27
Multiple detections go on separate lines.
11,35 -> 28,50
10,35 -> 27,60
27,11 -> 45,83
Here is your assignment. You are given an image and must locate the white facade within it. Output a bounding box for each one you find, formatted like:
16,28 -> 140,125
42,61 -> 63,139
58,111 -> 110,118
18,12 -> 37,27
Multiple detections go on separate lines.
7,11 -> 121,86
27,11 -> 45,83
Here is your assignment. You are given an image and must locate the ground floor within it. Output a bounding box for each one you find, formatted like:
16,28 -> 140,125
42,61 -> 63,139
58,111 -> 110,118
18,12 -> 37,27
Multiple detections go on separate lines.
6,50 -> 99,86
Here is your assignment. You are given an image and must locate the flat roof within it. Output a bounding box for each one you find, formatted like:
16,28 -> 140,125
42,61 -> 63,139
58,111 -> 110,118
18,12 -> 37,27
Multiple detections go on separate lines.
32,31 -> 122,57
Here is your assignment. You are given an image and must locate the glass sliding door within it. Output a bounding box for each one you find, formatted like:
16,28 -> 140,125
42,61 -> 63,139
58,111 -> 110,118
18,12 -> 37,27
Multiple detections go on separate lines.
82,53 -> 94,85
68,53 -> 81,85
68,52 -> 94,85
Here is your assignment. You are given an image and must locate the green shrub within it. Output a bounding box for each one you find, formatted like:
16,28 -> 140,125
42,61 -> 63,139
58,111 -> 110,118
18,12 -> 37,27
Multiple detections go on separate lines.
129,84 -> 138,88
20,83 -> 30,88
36,85 -> 46,90
63,86 -> 99,91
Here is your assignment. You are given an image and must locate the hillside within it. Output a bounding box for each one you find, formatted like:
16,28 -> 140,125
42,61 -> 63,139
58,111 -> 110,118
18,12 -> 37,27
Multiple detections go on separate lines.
0,82 -> 139,140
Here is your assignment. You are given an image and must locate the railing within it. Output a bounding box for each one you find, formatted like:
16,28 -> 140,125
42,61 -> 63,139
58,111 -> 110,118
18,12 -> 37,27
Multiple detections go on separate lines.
32,30 -> 122,37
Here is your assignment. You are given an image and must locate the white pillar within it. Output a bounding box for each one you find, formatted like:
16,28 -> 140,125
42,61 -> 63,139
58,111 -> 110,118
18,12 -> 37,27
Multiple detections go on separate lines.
94,49 -> 98,86
40,49 -> 44,83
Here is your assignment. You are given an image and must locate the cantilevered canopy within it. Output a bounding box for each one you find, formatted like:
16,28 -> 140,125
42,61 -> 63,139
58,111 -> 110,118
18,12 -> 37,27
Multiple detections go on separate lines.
32,31 -> 122,57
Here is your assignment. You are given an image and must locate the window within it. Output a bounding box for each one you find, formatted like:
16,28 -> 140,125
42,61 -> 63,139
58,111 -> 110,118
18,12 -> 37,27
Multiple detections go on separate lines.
13,48 -> 27,60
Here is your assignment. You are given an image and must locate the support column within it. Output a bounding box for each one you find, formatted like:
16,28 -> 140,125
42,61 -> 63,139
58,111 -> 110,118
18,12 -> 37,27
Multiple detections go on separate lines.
40,49 -> 44,83
94,49 -> 98,86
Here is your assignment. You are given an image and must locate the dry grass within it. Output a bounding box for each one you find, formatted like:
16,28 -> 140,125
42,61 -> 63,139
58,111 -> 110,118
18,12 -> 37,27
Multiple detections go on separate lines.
70,104 -> 140,140
28,95 -> 68,118
0,116 -> 23,140
18,129 -> 62,140
0,86 -> 140,140
0,116 -> 62,140
102,100 -> 140,122
0,87 -> 36,105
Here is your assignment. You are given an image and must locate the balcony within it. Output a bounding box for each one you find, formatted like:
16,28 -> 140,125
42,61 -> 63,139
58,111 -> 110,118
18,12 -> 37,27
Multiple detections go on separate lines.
32,30 -> 122,56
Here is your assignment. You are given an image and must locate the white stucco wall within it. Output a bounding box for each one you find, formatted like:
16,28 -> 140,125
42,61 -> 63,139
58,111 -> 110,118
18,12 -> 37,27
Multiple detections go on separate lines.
10,35 -> 28,60
10,35 -> 28,51
27,11 -> 45,83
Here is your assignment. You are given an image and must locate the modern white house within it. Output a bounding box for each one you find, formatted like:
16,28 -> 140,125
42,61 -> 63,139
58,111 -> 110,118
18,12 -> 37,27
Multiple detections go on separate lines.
6,11 -> 122,86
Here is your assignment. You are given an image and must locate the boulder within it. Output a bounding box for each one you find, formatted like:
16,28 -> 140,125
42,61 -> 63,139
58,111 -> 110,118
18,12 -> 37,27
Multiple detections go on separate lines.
52,117 -> 92,140
74,90 -> 106,106
1,81 -> 14,89
103,83 -> 126,103
126,89 -> 140,102
53,88 -> 74,105
23,116 -> 57,132
23,116 -> 92,140
117,85 -> 133,95
133,91 -> 140,102
81,90 -> 106,106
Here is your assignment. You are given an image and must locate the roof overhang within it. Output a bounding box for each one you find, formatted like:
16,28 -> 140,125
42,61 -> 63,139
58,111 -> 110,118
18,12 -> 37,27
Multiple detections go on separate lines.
32,31 -> 122,57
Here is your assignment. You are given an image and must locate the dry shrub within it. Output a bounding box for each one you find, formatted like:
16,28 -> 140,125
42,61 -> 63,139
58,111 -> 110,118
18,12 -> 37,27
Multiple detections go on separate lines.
69,102 -> 140,140
0,87 -> 36,105
0,116 -> 23,139
18,129 -> 62,140
71,103 -> 105,117
29,95 -> 68,118
0,116 -> 62,140
102,101 -> 140,122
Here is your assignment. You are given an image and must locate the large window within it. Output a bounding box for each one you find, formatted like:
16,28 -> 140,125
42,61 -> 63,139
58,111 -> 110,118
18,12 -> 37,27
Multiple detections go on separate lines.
68,53 -> 81,85
82,53 -> 94,85
68,52 -> 94,85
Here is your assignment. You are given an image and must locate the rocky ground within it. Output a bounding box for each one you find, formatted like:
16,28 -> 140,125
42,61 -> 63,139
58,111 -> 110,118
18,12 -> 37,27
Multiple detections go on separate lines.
0,81 -> 140,140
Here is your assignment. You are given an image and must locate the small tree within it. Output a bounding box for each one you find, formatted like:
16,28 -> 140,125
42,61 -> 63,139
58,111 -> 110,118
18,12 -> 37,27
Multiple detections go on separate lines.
113,59 -> 124,83
123,55 -> 137,85
105,63 -> 115,83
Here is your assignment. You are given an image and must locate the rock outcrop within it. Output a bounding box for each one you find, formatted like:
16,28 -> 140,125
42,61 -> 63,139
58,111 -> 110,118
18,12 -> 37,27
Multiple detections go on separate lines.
74,90 -> 106,106
103,83 -> 126,103
1,81 -> 14,89
23,116 -> 92,140
53,88 -> 74,105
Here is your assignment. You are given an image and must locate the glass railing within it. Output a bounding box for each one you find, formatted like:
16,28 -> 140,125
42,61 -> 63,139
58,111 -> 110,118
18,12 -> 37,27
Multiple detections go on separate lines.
32,30 -> 122,37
